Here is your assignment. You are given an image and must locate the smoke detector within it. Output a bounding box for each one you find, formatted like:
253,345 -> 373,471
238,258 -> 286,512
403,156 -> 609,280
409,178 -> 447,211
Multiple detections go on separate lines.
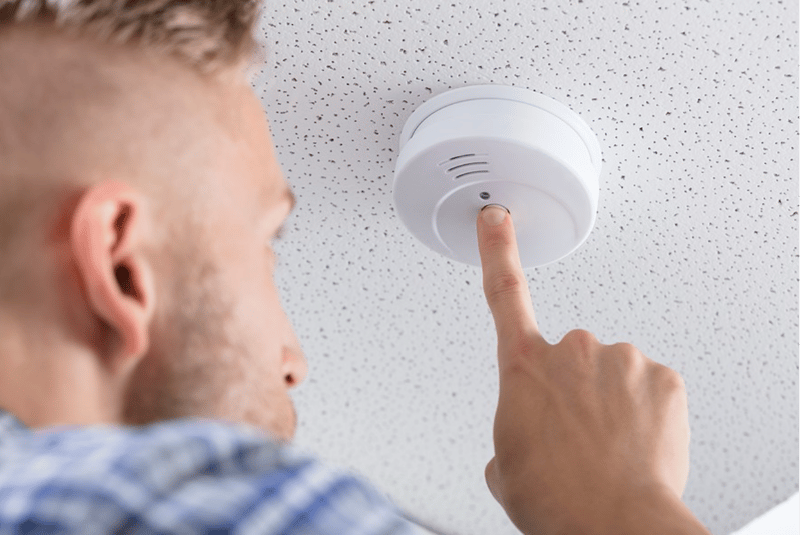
393,84 -> 602,269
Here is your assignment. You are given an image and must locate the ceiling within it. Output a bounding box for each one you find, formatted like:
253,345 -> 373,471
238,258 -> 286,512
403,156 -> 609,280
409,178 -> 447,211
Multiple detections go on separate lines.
248,1 -> 799,533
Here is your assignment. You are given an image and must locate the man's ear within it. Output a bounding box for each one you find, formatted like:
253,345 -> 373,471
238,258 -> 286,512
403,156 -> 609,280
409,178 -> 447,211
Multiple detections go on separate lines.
69,179 -> 156,373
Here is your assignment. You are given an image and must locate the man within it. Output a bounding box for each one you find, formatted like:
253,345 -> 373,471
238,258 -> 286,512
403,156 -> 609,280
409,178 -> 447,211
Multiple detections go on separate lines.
0,1 -> 712,533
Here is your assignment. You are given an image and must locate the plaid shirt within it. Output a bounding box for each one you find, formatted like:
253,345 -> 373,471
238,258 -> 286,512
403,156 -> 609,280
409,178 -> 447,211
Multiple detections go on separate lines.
0,408 -> 423,534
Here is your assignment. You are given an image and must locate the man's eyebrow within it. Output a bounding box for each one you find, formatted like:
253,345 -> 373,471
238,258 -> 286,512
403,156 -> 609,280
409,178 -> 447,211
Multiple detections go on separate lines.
272,188 -> 296,241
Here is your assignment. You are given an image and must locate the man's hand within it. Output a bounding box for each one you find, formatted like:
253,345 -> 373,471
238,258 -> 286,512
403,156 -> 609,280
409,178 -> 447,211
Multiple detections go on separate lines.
476,204 -> 707,535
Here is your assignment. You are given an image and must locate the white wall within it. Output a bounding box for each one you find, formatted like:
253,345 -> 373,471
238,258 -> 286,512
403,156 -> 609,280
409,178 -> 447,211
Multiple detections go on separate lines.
730,492 -> 799,535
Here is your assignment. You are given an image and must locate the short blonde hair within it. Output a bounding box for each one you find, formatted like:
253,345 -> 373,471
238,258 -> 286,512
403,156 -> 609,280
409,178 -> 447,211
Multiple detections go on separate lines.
0,0 -> 266,81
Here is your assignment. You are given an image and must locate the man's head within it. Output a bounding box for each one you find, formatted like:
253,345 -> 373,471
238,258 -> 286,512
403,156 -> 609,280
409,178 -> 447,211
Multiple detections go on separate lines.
0,0 -> 308,444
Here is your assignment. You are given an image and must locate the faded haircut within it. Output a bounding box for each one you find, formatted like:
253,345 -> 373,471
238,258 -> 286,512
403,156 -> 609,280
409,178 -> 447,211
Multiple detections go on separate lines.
0,0 -> 268,310
0,0 -> 266,80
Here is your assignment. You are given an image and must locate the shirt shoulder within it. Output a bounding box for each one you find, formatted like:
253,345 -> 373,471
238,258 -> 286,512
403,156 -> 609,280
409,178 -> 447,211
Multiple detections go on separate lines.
0,413 -> 424,535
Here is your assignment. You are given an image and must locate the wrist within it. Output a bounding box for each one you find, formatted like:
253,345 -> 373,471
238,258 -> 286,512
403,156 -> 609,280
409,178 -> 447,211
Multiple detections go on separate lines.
612,483 -> 712,535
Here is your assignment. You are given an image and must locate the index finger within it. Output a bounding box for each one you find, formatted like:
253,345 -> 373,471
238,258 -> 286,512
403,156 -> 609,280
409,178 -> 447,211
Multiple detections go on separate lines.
476,204 -> 544,352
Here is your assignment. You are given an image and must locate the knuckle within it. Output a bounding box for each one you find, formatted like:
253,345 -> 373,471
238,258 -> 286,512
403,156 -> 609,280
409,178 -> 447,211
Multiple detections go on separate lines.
665,369 -> 687,392
561,329 -> 599,352
507,332 -> 541,361
609,342 -> 643,367
485,270 -> 525,302
612,341 -> 640,356
654,365 -> 686,392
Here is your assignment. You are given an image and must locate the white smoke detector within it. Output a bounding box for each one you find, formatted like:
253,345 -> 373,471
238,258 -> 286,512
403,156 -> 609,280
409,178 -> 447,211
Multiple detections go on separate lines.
393,85 -> 602,269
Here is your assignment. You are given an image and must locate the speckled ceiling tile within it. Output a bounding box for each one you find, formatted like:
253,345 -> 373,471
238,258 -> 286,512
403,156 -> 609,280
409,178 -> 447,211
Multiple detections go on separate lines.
249,1 -> 798,533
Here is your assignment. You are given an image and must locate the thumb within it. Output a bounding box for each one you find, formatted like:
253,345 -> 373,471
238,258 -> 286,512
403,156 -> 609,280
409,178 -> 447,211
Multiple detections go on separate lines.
476,204 -> 543,353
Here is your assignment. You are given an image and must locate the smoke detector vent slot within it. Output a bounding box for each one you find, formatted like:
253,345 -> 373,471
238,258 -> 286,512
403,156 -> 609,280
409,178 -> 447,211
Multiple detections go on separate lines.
455,169 -> 490,180
439,153 -> 488,166
448,162 -> 489,172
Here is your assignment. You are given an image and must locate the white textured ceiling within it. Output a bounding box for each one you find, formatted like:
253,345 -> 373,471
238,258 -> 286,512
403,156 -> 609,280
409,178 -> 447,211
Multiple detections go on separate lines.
248,1 -> 799,533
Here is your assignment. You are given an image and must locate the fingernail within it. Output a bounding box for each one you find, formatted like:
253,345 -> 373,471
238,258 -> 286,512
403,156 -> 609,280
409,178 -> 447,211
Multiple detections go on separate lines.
481,205 -> 508,226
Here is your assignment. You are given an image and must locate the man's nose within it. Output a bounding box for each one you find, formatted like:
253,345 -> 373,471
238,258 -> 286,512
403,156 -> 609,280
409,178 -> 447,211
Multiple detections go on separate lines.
282,346 -> 307,388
